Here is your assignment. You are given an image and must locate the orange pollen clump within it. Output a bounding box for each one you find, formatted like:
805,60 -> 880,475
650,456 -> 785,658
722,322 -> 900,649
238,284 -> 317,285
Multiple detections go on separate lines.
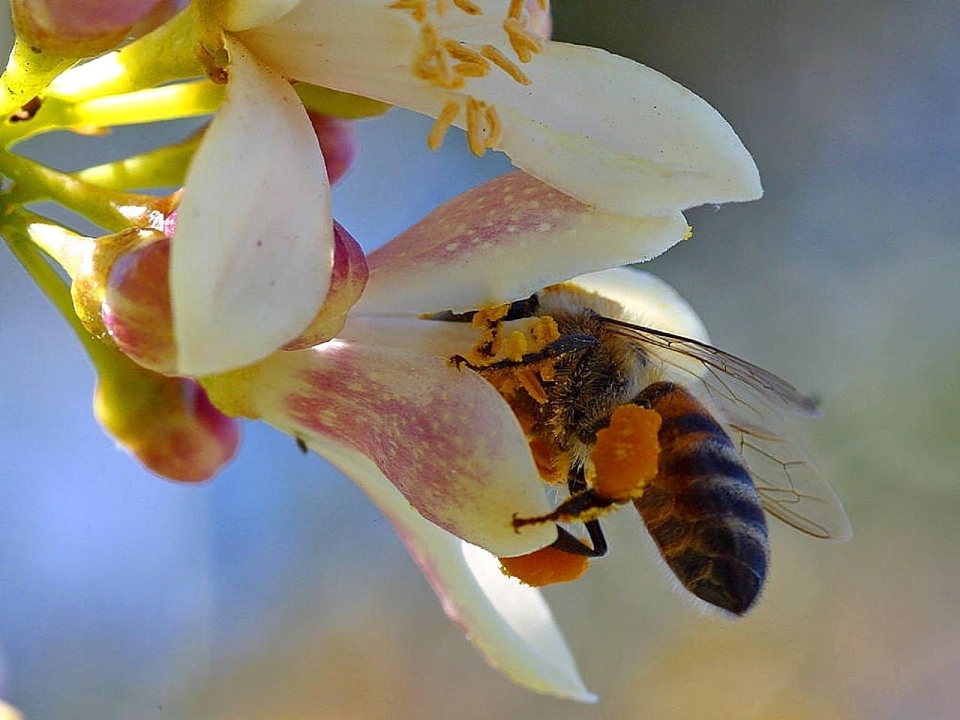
392,0 -> 543,156
499,545 -> 589,587
591,404 -> 662,501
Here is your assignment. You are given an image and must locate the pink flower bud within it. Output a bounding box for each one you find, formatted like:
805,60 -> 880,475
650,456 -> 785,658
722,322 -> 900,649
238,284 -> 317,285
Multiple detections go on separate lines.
11,0 -> 183,57
101,233 -> 177,374
94,364 -> 240,482
308,113 -> 360,187
284,221 -> 368,350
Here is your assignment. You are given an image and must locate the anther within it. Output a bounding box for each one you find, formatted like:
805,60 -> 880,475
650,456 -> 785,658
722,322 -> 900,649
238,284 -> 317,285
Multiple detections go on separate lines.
389,0 -> 427,23
503,17 -> 544,63
507,0 -> 524,21
480,44 -> 532,85
428,100 -> 461,151
465,96 -> 486,156
485,104 -> 502,148
454,62 -> 491,78
444,40 -> 487,65
453,0 -> 483,15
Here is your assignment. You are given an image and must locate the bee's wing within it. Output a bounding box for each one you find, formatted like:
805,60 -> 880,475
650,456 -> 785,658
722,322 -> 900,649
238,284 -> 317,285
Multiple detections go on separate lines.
725,420 -> 852,541
603,317 -> 820,417
605,318 -> 852,542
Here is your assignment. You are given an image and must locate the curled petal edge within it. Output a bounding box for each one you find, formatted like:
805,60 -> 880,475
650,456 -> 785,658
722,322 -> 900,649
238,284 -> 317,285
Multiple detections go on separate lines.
317,440 -> 596,703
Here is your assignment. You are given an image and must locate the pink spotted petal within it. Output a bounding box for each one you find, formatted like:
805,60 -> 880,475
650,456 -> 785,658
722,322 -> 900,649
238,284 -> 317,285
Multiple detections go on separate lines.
352,171 -> 687,316
248,341 -> 557,556
331,451 -> 595,701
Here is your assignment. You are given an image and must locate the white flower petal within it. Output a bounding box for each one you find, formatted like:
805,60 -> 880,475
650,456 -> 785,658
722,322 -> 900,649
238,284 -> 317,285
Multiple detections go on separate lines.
324,447 -> 595,702
352,172 -> 688,316
484,43 -> 762,216
239,6 -> 760,215
249,341 -> 557,556
568,267 -> 711,342
223,0 -> 301,32
172,37 -> 333,375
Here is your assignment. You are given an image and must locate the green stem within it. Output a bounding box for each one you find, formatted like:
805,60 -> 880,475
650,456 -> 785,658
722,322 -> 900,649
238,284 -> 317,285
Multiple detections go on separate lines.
0,80 -> 220,148
1,211 -> 114,368
0,39 -> 76,118
73,80 -> 222,128
73,128 -> 204,191
0,150 -> 162,232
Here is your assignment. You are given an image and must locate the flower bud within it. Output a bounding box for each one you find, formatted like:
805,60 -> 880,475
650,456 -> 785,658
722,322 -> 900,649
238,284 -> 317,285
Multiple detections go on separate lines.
308,113 -> 360,187
284,221 -> 368,350
11,0 -> 182,57
101,232 -> 177,374
94,359 -> 240,482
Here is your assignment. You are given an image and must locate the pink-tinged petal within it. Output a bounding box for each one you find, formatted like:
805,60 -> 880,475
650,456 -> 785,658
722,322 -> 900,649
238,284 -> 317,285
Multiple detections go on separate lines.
308,113 -> 360,187
284,221 -> 368,350
247,342 -> 557,556
325,449 -> 595,701
102,232 -> 177,374
525,0 -> 552,39
95,363 -> 240,483
172,37 -> 333,376
10,0 -> 172,56
352,171 -> 687,316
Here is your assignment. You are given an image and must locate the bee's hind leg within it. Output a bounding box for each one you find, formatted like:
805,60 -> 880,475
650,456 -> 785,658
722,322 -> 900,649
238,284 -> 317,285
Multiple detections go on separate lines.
552,521 -> 608,558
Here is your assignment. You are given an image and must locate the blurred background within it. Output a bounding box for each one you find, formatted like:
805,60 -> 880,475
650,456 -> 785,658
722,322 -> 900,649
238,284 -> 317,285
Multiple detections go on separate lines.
2,2 -> 959,718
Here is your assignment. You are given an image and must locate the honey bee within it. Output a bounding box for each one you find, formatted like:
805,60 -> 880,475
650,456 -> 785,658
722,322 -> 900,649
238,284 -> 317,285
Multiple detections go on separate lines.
443,273 -> 851,615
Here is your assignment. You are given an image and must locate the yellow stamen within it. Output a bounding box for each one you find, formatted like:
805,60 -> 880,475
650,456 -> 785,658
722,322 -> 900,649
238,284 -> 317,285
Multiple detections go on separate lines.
452,0 -> 483,15
436,0 -> 449,16
444,40 -> 487,65
428,100 -> 461,151
507,0 -> 524,21
389,0 -> 427,23
484,104 -> 502,148
454,61 -> 491,78
465,96 -> 486,156
503,16 -> 544,63
481,44 -> 531,85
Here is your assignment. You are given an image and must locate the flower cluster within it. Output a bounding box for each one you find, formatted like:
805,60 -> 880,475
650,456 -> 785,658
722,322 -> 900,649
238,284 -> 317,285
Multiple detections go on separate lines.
1,0 -> 761,702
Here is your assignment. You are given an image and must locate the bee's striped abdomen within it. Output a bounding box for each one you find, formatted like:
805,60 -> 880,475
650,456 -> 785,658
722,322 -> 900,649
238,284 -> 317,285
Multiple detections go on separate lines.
634,382 -> 769,615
